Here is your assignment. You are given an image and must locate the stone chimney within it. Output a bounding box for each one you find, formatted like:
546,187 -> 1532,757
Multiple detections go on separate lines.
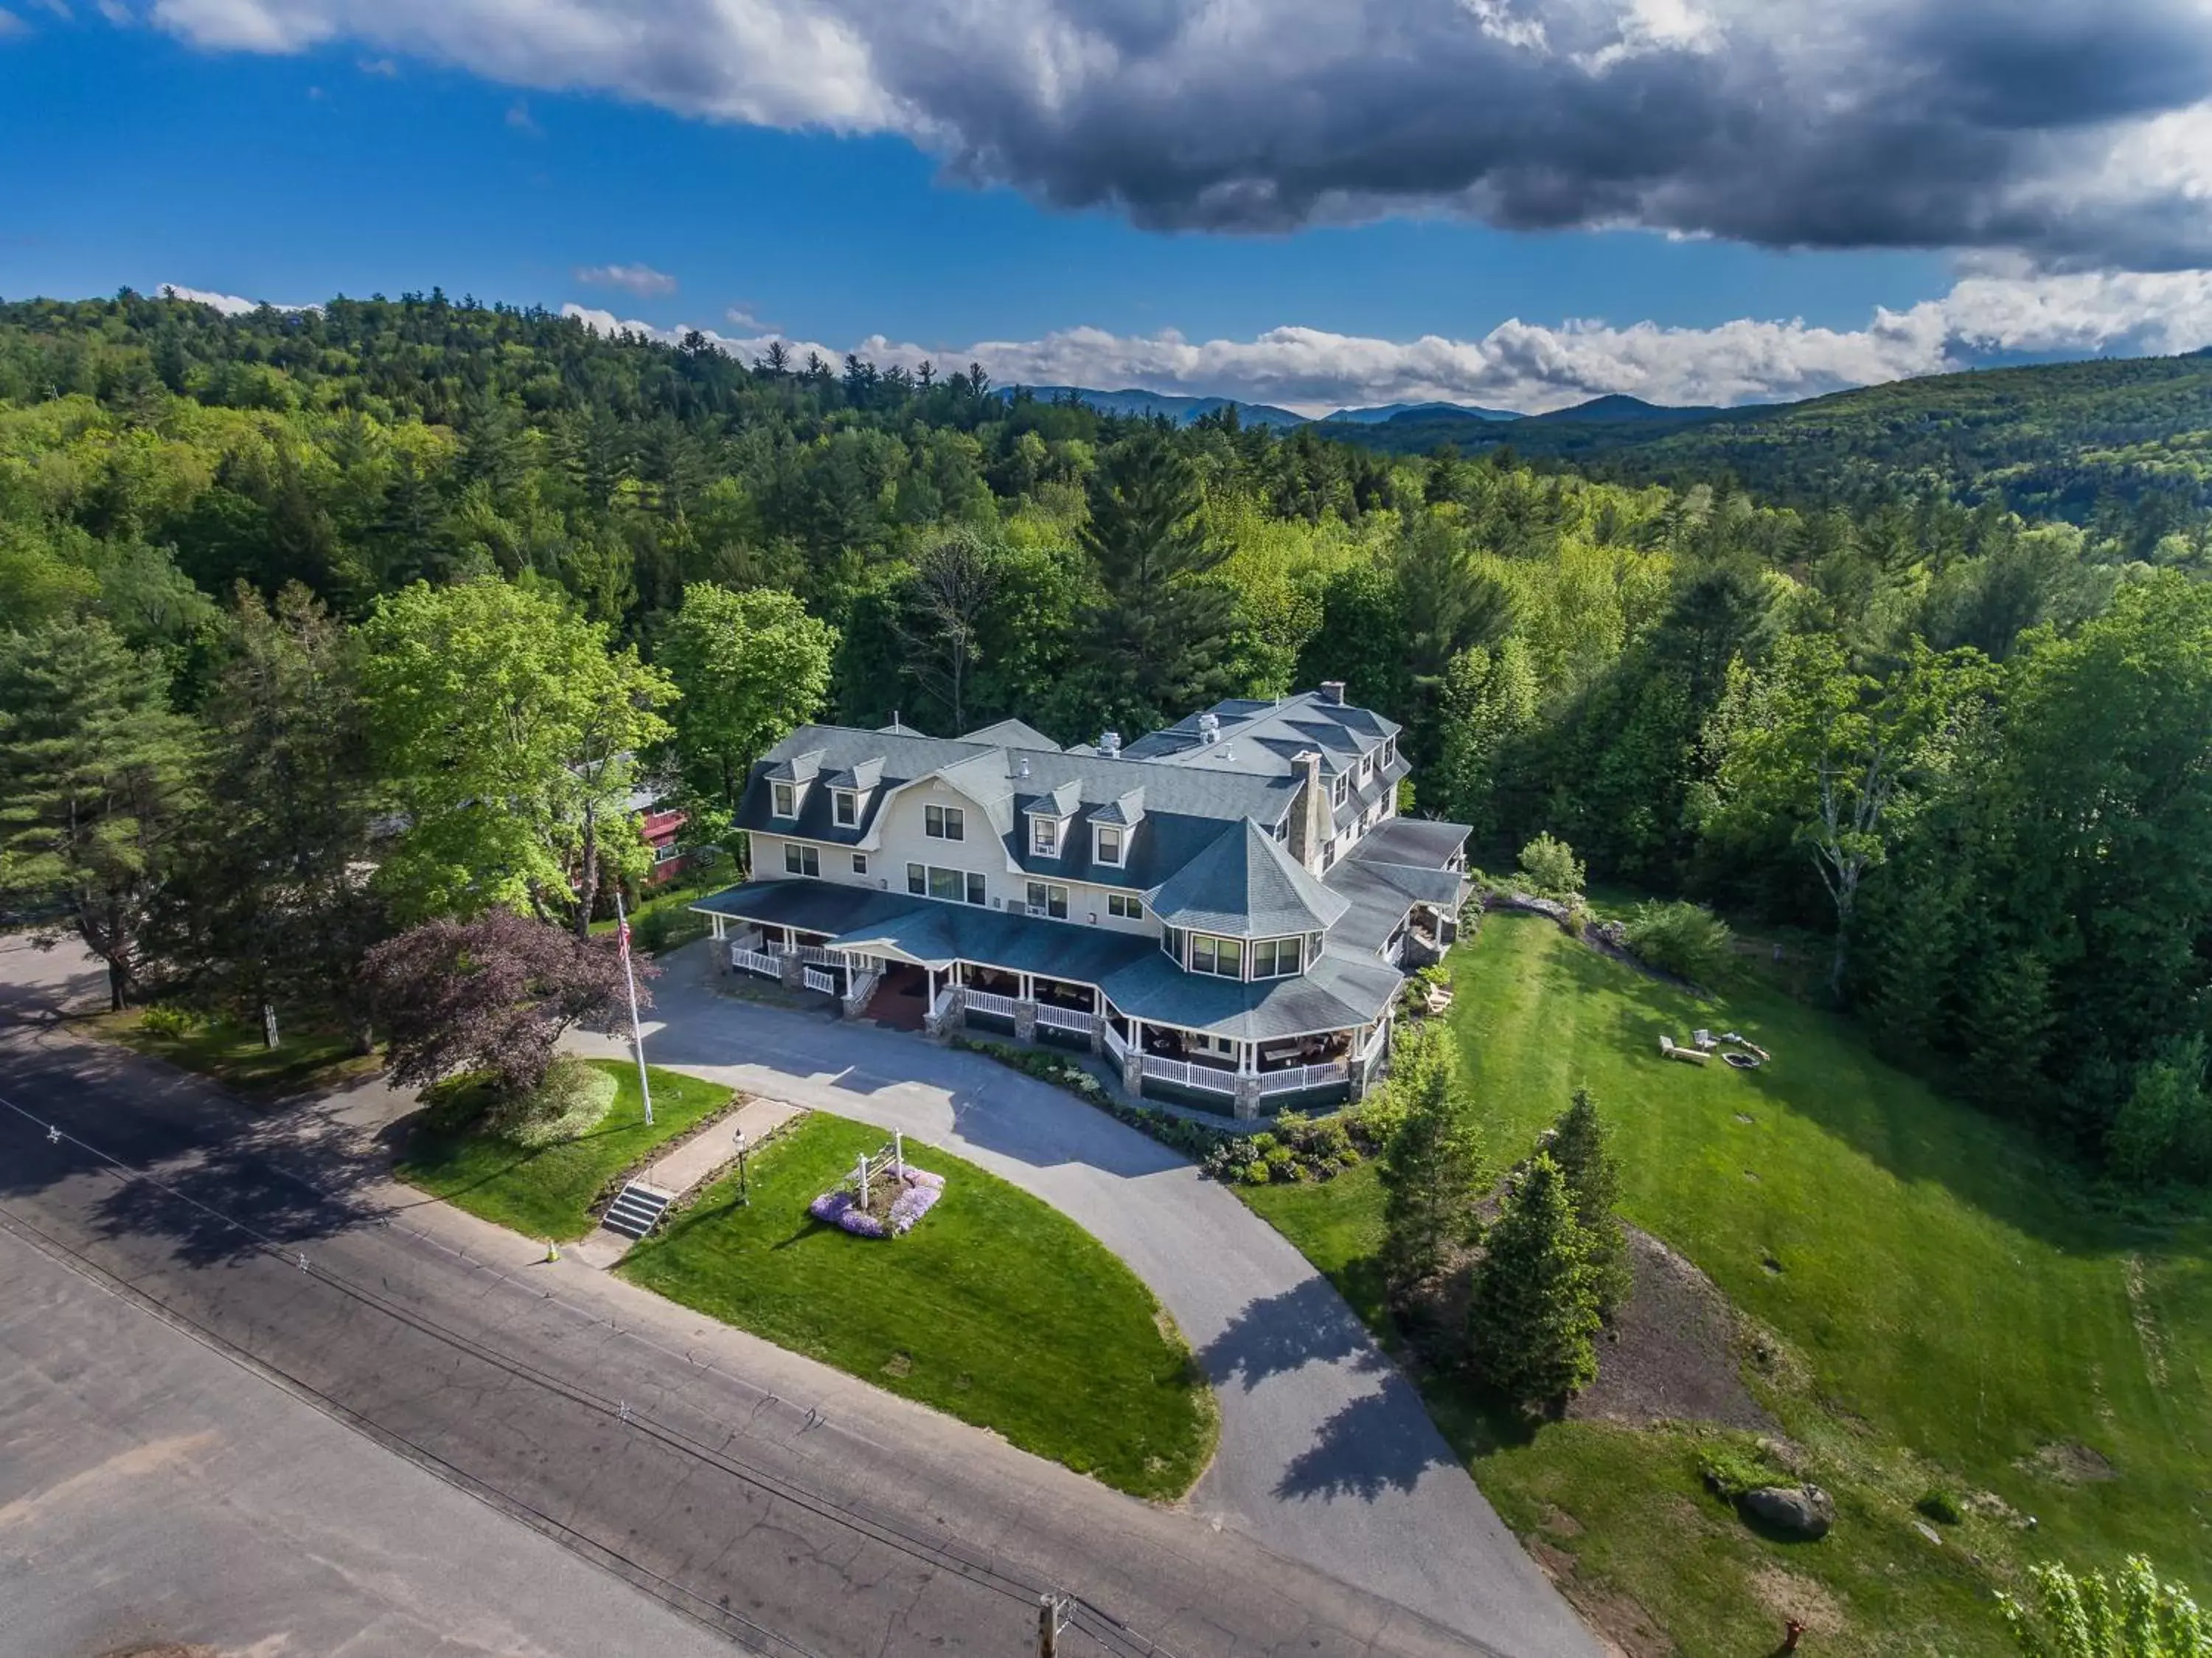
1318,680 -> 1346,706
1287,750 -> 1329,871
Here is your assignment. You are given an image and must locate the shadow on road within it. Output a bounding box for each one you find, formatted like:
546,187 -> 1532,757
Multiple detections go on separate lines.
1200,1277 -> 1390,1392
1273,1388 -> 1458,1502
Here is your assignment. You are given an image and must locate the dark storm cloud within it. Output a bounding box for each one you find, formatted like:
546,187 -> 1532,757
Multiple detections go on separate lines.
154,0 -> 2212,267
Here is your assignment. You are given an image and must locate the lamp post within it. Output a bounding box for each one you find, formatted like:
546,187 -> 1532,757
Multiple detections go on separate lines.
733,1122 -> 750,1207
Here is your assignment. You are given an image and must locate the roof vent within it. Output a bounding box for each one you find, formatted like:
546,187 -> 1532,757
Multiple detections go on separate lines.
1198,712 -> 1221,744
1099,730 -> 1121,757
1018,756 -> 1031,779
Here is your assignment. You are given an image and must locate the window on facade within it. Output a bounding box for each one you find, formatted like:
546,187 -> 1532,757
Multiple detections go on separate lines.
1107,892 -> 1141,919
1360,755 -> 1372,783
1383,738 -> 1397,769
783,843 -> 820,877
1322,837 -> 1339,870
966,871 -> 986,905
907,861 -> 925,895
1095,825 -> 1123,865
1332,775 -> 1349,808
1032,815 -> 1060,856
772,781 -> 796,817
927,866 -> 962,902
1190,934 -> 1244,979
653,842 -> 683,865
1026,881 -> 1068,920
1273,818 -> 1289,842
1162,926 -> 1183,962
925,804 -> 964,841
833,791 -> 857,827
1252,935 -> 1304,978
852,853 -> 868,875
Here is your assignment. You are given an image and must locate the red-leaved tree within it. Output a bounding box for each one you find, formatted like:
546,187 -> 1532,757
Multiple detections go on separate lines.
363,909 -> 654,1093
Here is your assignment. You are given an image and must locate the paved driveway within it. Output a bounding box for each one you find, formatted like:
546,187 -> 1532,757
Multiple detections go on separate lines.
572,944 -> 1599,1658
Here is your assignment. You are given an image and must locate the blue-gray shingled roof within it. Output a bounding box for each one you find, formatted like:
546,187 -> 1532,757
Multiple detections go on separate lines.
1145,821 -> 1350,939
692,881 -> 1398,1039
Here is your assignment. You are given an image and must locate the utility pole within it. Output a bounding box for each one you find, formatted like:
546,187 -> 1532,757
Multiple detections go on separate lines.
615,888 -> 654,1127
1036,1592 -> 1066,1657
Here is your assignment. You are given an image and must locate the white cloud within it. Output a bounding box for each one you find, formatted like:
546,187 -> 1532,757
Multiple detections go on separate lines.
573,262 -> 676,297
157,282 -> 317,313
566,269 -> 2212,415
136,0 -> 2212,268
0,8 -> 29,34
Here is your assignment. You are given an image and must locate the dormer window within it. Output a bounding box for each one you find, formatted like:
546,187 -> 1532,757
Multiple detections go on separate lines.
772,781 -> 798,818
1332,774 -> 1349,808
1095,825 -> 1124,867
1359,755 -> 1373,783
1032,815 -> 1061,858
832,789 -> 858,828
1382,738 -> 1397,769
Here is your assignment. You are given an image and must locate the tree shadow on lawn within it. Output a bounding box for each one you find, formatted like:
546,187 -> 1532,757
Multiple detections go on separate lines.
1534,935 -> 2116,1253
1202,1277 -> 1391,1392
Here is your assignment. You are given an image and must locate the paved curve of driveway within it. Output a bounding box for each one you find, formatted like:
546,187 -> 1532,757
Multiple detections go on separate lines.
572,946 -> 1599,1658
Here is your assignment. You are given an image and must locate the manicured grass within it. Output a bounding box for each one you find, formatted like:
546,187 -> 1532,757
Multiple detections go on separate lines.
588,858 -> 733,951
394,1061 -> 735,1241
97,1007 -> 380,1098
1241,910 -> 2212,1654
617,1111 -> 1217,1501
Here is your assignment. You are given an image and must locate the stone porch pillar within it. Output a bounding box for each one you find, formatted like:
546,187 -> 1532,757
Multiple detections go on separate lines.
1120,1019 -> 1146,1095
1231,1072 -> 1264,1119
925,983 -> 965,1039
1014,1000 -> 1039,1044
778,948 -> 806,991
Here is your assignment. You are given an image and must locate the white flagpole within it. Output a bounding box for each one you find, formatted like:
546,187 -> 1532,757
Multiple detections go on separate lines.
615,887 -> 654,1127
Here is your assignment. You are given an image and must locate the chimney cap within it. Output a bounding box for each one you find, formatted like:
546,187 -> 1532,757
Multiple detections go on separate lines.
1318,680 -> 1346,705
1099,729 -> 1121,756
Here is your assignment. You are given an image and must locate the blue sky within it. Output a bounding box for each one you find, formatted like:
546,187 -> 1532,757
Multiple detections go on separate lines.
4,2 -> 2211,413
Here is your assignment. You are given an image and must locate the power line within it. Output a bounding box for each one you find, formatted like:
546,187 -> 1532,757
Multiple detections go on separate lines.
0,1089 -> 1178,1658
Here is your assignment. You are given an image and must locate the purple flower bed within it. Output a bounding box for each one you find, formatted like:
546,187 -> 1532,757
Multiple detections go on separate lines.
809,1166 -> 947,1239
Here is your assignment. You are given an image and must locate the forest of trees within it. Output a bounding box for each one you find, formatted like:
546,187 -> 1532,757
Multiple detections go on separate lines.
2,290 -> 2210,1187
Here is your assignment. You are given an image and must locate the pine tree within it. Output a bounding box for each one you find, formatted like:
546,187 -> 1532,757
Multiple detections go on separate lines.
1548,1088 -> 1631,1318
1074,433 -> 1238,737
0,617 -> 201,1010
1467,1152 -> 1601,1408
1378,1027 -> 1486,1300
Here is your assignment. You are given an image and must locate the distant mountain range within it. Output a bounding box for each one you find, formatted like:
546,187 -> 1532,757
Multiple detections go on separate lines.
1003,351 -> 2212,521
996,385 -> 1307,429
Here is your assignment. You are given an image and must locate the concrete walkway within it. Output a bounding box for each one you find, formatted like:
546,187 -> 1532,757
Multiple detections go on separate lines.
573,1094 -> 806,1268
569,941 -> 1601,1658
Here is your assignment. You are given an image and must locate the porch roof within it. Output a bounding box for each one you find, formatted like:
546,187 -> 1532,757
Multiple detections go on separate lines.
692,880 -> 1397,1040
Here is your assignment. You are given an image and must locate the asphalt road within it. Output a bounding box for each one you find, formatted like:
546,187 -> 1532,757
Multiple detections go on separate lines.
0,952 -> 1550,1658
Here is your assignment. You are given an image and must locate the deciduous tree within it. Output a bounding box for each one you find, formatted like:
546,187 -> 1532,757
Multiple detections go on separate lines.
363,908 -> 649,1094
659,583 -> 836,819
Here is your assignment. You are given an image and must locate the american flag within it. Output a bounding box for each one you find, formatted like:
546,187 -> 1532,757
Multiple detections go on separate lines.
616,918 -> 632,959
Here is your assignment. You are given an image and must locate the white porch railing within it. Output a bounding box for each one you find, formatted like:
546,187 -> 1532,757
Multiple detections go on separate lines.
845,968 -> 881,1009
1102,1021 -> 1128,1064
1141,1055 -> 1236,1095
802,966 -> 838,996
793,943 -> 844,966
1036,1003 -> 1098,1036
1359,1022 -> 1389,1067
964,988 -> 1018,1019
1258,1059 -> 1350,1096
731,946 -> 781,978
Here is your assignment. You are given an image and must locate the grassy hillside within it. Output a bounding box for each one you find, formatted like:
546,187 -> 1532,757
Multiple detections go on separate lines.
1340,350 -> 2212,524
1245,911 -> 2212,1654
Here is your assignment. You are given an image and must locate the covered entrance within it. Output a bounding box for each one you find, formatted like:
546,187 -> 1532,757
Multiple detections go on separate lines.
861,960 -> 932,1030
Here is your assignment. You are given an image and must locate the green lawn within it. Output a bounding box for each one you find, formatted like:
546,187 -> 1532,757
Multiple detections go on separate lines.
394,1061 -> 735,1240
97,1007 -> 380,1098
617,1111 -> 1217,1501
1244,911 -> 2212,1655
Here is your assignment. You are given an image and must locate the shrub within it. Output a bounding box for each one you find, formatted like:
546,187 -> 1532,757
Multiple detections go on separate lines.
1698,1443 -> 1787,1501
1623,900 -> 1735,985
1242,1161 -> 1272,1186
484,1054 -> 620,1148
1515,833 -> 1585,901
140,1003 -> 202,1039
634,905 -> 709,956
1916,1488 -> 1964,1526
